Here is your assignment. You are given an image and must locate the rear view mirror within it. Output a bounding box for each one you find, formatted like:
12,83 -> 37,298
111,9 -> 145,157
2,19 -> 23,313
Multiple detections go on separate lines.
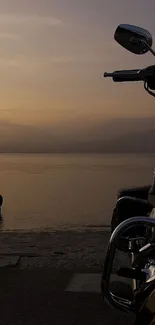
114,24 -> 153,55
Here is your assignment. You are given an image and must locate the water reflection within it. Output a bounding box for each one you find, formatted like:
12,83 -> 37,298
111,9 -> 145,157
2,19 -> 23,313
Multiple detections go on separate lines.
0,154 -> 153,230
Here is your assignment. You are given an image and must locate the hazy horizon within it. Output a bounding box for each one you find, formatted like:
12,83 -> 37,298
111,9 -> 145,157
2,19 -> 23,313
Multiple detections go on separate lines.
0,0 -> 155,152
0,116 -> 154,153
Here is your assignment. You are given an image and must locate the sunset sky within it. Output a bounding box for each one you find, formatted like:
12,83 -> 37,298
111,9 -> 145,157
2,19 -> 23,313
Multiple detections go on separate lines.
0,0 -> 155,152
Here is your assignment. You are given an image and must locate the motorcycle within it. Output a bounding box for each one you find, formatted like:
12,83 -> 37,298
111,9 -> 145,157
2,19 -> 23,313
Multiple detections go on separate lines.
101,24 -> 155,325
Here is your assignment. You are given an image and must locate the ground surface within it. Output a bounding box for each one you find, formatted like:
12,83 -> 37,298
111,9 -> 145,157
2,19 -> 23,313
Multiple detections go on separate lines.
0,230 -> 134,325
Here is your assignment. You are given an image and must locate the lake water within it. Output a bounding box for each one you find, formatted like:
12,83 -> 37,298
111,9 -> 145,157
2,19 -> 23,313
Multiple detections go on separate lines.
0,153 -> 154,231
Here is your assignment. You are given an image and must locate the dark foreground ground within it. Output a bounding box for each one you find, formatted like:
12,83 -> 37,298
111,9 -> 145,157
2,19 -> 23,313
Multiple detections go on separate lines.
0,230 -> 135,325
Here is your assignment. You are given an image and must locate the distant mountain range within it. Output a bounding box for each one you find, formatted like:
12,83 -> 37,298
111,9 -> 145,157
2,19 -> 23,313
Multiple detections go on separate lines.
0,117 -> 155,153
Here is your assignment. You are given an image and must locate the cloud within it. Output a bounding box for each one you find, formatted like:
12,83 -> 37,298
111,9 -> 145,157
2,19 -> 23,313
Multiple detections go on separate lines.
48,56 -> 109,64
0,14 -> 62,27
0,33 -> 19,39
0,54 -> 105,70
0,57 -> 21,68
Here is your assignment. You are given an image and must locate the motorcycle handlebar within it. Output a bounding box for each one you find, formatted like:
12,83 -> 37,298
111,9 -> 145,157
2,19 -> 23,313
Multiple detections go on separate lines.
104,69 -> 142,82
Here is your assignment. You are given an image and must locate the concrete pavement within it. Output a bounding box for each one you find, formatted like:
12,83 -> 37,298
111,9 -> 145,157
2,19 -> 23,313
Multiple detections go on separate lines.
0,230 -> 134,324
0,267 -> 135,325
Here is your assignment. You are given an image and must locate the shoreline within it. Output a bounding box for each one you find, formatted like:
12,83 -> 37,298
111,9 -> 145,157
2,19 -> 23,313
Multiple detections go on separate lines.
0,225 -> 111,233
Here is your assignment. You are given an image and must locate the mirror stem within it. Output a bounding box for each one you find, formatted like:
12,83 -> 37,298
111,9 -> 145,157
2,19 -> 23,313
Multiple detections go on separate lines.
141,40 -> 155,57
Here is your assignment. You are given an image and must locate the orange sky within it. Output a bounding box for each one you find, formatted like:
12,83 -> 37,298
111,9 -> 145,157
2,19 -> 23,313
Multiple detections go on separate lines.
0,0 -> 155,128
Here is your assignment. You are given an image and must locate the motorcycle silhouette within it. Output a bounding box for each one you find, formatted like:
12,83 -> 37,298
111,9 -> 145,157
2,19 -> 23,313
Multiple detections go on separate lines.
101,24 -> 155,325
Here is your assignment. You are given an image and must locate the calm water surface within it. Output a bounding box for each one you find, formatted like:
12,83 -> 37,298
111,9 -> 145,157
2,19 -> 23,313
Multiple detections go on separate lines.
0,153 -> 154,230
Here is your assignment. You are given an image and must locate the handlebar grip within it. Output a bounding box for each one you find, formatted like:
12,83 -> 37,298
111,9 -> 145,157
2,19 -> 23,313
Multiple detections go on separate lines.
104,69 -> 142,82
112,69 -> 142,82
